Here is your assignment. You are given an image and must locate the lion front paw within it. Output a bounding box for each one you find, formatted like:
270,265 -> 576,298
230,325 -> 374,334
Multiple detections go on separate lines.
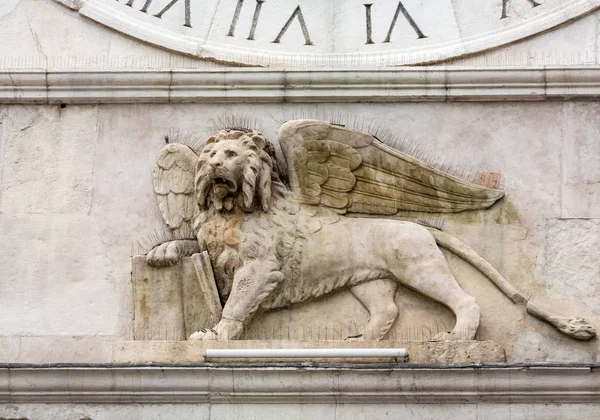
189,328 -> 219,341
146,241 -> 181,268
189,319 -> 243,341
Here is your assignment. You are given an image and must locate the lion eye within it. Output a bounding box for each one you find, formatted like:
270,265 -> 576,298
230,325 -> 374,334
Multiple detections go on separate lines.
210,151 -> 216,157
225,150 -> 238,158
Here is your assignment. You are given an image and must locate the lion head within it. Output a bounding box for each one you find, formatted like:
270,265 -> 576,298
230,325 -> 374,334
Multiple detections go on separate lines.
195,129 -> 280,212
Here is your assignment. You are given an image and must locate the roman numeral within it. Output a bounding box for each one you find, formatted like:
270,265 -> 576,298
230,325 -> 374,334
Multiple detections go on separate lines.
272,6 -> 313,45
501,0 -> 541,19
227,0 -> 266,40
364,3 -> 374,44
364,2 -> 427,44
118,0 -> 192,28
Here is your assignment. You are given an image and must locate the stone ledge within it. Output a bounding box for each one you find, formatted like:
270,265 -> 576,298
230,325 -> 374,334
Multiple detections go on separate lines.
113,340 -> 505,364
3,67 -> 600,103
0,364 -> 598,405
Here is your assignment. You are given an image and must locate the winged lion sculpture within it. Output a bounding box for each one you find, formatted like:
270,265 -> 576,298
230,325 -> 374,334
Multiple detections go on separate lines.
145,120 -> 596,342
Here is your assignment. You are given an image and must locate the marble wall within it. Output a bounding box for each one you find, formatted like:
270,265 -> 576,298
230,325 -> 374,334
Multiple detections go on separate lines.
1,0 -> 600,367
1,102 -> 599,363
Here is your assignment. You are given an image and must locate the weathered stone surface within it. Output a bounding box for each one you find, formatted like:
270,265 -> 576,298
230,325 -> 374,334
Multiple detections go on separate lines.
561,102 -> 600,218
114,340 -> 505,364
0,106 -> 96,214
538,219 -> 600,314
0,213 -> 118,336
0,335 -> 114,363
0,0 -> 228,69
0,103 -> 599,363
511,331 -> 597,363
448,13 -> 600,67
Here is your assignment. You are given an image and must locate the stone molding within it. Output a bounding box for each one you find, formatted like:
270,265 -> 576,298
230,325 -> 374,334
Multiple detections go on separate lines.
0,365 -> 599,404
3,67 -> 600,104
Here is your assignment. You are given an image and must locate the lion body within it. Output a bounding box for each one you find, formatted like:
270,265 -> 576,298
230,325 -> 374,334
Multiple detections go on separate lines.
190,130 -> 481,341
261,216 -> 444,310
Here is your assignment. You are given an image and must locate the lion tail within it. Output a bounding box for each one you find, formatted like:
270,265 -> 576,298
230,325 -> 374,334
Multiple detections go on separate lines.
427,227 -> 597,341
427,228 -> 527,304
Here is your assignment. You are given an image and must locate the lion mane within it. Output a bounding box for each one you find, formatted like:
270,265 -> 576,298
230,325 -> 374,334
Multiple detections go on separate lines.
192,129 -> 303,307
194,129 -> 284,213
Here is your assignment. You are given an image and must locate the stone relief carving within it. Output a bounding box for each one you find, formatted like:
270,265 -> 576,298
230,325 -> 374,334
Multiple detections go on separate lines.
144,119 -> 596,342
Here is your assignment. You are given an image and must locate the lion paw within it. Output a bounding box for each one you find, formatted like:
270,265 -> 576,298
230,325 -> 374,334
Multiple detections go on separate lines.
146,242 -> 181,268
189,328 -> 219,341
189,320 -> 243,341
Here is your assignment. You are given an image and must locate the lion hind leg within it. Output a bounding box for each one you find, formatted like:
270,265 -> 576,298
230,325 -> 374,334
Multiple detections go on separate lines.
399,253 -> 480,341
348,279 -> 399,341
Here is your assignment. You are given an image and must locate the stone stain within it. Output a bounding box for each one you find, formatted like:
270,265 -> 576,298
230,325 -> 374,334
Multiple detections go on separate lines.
223,212 -> 243,245
204,210 -> 243,247
139,277 -> 150,326
494,199 -> 521,225
167,285 -> 179,306
443,197 -> 523,227
445,207 -> 487,224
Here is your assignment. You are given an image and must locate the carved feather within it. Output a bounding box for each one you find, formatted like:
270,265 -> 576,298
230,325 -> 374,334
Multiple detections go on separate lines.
152,143 -> 198,231
279,120 -> 504,215
305,140 -> 330,163
322,164 -> 356,192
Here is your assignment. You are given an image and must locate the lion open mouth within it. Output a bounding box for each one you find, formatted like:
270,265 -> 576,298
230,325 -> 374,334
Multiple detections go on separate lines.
212,177 -> 237,198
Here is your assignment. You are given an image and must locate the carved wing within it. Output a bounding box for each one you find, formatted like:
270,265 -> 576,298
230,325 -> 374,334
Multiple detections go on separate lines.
278,120 -> 504,215
152,143 -> 198,232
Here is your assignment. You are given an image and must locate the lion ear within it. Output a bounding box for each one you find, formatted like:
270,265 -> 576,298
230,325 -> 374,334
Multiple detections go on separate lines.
251,135 -> 267,151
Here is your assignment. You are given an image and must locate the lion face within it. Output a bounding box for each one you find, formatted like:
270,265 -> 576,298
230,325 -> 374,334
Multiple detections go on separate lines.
201,140 -> 249,199
196,130 -> 275,212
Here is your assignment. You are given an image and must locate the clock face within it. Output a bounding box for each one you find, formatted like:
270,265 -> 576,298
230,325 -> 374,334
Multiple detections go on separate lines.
62,0 -> 599,66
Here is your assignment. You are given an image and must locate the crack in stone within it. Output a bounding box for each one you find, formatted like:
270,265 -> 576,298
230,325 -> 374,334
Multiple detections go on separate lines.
26,17 -> 47,64
6,72 -> 23,100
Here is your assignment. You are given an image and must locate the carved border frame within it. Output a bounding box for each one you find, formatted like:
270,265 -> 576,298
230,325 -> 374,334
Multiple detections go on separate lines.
54,0 -> 600,67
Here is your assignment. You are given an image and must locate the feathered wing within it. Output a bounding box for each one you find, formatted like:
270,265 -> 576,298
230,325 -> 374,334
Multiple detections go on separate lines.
152,143 -> 198,234
278,120 -> 504,215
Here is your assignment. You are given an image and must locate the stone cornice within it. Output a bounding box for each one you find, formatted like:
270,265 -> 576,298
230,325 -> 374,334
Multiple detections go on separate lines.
2,67 -> 600,104
1,365 -> 599,404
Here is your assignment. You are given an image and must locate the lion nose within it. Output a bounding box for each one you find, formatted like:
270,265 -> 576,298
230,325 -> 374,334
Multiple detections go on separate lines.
210,156 -> 223,167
